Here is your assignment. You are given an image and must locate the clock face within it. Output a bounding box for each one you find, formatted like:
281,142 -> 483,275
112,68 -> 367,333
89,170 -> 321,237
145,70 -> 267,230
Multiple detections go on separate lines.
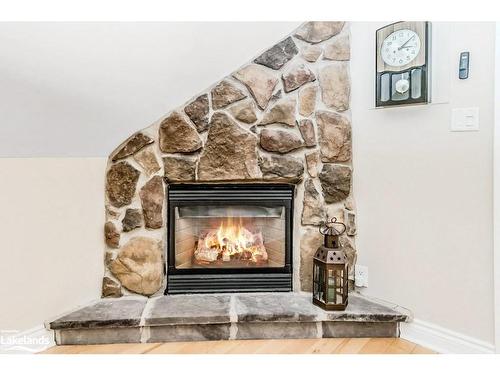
381,29 -> 421,67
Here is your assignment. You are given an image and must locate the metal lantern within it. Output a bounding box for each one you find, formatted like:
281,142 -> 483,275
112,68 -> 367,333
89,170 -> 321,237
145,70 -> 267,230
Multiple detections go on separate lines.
312,217 -> 349,311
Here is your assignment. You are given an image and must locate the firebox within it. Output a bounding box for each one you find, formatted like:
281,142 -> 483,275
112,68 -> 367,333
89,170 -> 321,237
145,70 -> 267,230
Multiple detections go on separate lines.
166,184 -> 294,294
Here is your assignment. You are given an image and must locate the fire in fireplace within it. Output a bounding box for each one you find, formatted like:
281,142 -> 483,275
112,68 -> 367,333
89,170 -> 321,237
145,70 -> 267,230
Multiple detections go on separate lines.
166,184 -> 293,294
194,216 -> 269,267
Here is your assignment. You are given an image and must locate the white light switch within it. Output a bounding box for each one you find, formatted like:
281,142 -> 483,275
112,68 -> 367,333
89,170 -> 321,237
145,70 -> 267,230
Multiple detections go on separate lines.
451,107 -> 479,132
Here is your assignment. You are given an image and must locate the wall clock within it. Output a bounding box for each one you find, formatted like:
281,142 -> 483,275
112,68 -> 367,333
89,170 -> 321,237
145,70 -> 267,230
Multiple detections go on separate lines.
376,21 -> 431,107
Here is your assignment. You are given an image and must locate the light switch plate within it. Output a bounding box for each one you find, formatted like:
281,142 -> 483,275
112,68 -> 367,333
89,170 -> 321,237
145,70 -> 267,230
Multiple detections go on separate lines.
451,107 -> 479,132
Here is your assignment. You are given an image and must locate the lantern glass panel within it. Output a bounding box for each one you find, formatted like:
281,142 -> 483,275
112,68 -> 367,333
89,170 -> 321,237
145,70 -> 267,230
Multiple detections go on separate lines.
315,263 -> 325,302
325,267 -> 346,305
313,263 -> 319,299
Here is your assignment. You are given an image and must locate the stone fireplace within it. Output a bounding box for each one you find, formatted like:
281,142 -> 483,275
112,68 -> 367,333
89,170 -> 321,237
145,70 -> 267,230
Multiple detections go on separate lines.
102,21 -> 357,299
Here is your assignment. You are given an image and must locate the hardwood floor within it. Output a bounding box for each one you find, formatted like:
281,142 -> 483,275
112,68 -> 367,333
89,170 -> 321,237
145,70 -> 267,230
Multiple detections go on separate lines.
41,338 -> 435,354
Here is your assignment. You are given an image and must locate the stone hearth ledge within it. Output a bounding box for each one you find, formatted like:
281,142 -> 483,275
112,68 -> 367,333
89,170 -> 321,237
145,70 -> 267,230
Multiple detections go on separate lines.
49,293 -> 409,345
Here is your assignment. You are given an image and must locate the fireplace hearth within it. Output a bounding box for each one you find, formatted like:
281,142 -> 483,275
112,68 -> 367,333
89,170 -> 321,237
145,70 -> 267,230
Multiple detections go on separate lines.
166,184 -> 294,294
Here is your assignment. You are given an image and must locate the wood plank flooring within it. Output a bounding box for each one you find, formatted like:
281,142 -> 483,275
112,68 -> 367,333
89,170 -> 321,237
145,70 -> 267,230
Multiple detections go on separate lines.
41,338 -> 435,354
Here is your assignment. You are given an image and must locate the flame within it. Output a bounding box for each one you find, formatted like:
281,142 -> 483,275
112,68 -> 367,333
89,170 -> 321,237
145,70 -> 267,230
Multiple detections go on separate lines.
195,217 -> 267,264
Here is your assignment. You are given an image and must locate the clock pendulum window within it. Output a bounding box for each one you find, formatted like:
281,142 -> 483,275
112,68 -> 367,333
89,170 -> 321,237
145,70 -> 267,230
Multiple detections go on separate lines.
376,21 -> 431,107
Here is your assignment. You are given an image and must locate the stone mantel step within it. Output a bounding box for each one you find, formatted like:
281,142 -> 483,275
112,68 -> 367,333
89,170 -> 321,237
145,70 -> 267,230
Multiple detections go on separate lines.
48,293 -> 409,345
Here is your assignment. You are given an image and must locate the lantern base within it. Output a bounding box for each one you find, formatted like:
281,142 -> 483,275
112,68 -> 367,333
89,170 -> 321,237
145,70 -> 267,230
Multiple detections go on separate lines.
313,297 -> 349,311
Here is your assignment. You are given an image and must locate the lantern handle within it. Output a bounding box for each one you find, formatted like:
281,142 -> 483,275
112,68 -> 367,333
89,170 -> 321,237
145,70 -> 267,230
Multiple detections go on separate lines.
319,217 -> 346,235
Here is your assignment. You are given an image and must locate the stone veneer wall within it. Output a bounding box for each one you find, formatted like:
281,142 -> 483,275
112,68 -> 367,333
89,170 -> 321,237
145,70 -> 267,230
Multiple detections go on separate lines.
102,22 -> 357,298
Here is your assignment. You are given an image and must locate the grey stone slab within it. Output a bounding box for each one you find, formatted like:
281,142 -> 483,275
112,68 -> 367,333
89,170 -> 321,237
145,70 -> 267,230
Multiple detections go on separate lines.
55,327 -> 141,345
234,293 -> 320,322
145,295 -> 231,326
322,322 -> 399,338
324,295 -> 408,323
48,292 -> 409,346
236,322 -> 318,340
49,298 -> 147,329
148,324 -> 231,342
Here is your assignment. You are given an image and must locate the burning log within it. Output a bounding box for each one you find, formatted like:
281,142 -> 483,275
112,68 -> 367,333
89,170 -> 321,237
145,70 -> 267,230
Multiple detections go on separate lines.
193,219 -> 268,265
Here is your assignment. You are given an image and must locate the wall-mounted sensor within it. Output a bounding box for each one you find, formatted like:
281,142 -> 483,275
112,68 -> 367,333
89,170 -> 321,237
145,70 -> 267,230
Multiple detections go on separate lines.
459,52 -> 470,79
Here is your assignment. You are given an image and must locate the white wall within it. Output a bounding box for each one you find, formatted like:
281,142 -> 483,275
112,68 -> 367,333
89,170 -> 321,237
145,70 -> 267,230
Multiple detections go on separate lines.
0,22 -> 300,157
0,158 -> 106,331
494,22 -> 500,353
351,22 -> 495,344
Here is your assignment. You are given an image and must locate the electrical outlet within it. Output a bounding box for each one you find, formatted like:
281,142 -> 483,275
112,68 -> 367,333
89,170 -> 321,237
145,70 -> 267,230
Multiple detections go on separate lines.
355,265 -> 369,288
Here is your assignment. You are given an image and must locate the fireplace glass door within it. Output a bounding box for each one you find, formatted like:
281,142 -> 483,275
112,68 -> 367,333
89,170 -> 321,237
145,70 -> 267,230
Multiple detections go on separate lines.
174,204 -> 286,269
167,184 -> 293,294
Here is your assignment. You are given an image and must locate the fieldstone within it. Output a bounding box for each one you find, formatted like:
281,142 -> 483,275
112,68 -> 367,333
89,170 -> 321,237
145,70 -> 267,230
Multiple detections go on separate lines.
305,150 -> 321,178
323,33 -> 350,61
139,176 -> 164,229
211,80 -> 247,110
282,64 -> 316,93
105,251 -> 116,267
328,208 -> 345,225
259,154 -> 304,179
133,146 -> 160,176
298,85 -> 317,117
316,110 -> 352,162
302,45 -> 322,62
111,133 -> 154,161
344,196 -> 355,211
339,235 -> 357,278
254,36 -> 298,70
198,112 -> 261,180
146,295 -> 232,325
106,162 -> 140,208
236,322 -> 318,340
163,155 -> 196,182
260,97 -> 296,127
294,22 -> 345,44
149,323 -> 231,342
344,209 -> 356,236
234,293 -> 319,322
233,65 -> 278,110
298,119 -> 316,147
109,237 -> 163,296
319,164 -> 351,203
302,179 -> 327,226
158,112 -> 202,153
319,62 -> 350,111
105,205 -> 120,220
49,299 -> 147,330
184,94 -> 210,132
270,90 -> 282,102
121,208 -> 143,232
260,128 -> 304,154
102,277 -> 122,298
228,99 -> 258,124
104,221 -> 120,248
300,227 -> 323,292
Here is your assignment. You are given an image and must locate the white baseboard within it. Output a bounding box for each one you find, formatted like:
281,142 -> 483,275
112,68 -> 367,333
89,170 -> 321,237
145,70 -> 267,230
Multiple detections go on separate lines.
400,319 -> 495,354
0,324 -> 55,354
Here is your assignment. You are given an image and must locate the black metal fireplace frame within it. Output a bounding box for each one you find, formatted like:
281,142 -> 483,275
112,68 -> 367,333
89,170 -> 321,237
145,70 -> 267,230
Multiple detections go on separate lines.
165,183 -> 294,294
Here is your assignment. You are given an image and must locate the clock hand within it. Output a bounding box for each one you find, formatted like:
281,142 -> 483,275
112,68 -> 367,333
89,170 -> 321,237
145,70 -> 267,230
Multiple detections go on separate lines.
398,35 -> 415,50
